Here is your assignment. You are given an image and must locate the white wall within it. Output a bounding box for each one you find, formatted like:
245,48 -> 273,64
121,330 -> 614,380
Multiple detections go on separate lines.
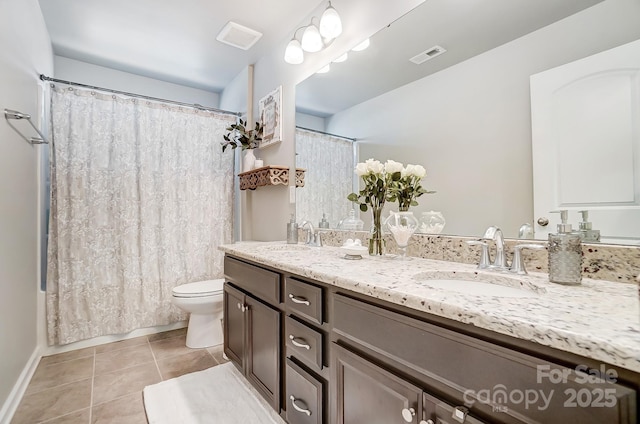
0,0 -> 53,420
295,112 -> 326,132
249,0 -> 423,241
54,56 -> 220,108
326,0 -> 640,238
220,66 -> 248,114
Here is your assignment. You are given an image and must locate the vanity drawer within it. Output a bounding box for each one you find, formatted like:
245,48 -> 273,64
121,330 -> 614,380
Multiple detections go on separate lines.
286,315 -> 323,369
285,277 -> 323,324
224,256 -> 280,306
286,358 -> 324,424
333,294 -> 637,424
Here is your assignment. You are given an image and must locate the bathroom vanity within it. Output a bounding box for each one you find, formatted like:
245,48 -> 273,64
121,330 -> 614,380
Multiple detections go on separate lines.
220,242 -> 640,424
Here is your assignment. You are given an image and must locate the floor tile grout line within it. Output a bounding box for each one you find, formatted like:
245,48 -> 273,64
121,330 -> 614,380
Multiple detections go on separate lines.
22,375 -> 93,396
37,407 -> 91,424
148,338 -> 164,381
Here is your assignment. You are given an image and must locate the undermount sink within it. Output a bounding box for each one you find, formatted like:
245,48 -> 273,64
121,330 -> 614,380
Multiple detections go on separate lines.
413,271 -> 545,298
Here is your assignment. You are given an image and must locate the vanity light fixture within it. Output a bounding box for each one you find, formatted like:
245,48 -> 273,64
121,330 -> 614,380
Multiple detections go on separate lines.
319,2 -> 342,39
301,21 -> 324,52
284,1 -> 343,65
284,37 -> 304,64
352,38 -> 370,52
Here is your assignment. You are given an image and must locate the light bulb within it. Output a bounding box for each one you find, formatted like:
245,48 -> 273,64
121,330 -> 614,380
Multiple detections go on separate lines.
333,52 -> 348,63
352,38 -> 370,52
284,39 -> 304,64
301,24 -> 323,52
319,3 -> 342,39
316,64 -> 330,74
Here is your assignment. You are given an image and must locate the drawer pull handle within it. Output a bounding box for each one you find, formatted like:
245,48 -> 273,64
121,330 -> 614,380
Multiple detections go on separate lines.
401,407 -> 416,422
288,294 -> 310,306
289,395 -> 312,416
289,335 -> 311,350
419,421 -> 434,424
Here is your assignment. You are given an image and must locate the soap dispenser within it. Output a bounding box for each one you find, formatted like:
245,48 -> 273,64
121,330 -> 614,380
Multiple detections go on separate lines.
548,210 -> 582,285
318,213 -> 330,229
287,214 -> 298,244
577,210 -> 600,242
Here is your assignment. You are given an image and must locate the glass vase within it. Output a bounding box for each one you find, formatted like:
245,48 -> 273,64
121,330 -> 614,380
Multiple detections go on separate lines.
385,211 -> 419,259
368,206 -> 385,256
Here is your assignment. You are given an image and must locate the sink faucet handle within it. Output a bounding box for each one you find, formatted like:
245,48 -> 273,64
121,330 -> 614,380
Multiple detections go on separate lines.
510,244 -> 545,275
466,240 -> 491,269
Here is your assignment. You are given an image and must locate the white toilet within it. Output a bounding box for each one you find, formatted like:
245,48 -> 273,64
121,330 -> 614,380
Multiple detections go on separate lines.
171,279 -> 225,348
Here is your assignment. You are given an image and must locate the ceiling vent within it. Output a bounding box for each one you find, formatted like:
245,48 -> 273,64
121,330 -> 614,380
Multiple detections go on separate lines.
409,45 -> 446,65
216,22 -> 263,50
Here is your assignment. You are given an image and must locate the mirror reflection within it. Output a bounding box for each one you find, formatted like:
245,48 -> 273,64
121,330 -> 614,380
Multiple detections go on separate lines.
295,0 -> 640,243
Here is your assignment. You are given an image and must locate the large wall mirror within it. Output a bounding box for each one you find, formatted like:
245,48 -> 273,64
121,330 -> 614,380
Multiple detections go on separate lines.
294,0 -> 640,244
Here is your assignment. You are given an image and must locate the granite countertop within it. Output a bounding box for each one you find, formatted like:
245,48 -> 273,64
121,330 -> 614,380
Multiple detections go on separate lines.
219,241 -> 640,373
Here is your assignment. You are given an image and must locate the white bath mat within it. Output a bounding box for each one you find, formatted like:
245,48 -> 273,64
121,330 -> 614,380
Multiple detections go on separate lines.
143,362 -> 286,424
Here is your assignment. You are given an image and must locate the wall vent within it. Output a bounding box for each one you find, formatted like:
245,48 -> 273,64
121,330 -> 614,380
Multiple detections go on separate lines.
216,21 -> 263,50
409,45 -> 446,65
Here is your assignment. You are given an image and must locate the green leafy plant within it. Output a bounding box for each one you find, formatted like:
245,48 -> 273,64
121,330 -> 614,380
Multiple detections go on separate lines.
221,119 -> 264,152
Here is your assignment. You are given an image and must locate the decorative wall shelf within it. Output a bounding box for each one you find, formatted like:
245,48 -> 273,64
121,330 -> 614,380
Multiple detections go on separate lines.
238,165 -> 306,191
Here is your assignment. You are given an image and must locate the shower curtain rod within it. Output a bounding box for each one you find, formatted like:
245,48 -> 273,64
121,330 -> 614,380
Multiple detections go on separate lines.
39,75 -> 242,117
296,126 -> 356,142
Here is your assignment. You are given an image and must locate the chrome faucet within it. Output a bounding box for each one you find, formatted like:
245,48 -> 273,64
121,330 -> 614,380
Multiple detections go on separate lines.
300,221 -> 323,247
483,226 -> 508,270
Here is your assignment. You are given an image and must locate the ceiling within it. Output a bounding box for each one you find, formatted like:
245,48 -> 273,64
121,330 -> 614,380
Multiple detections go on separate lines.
38,0 -> 603,106
38,0 -> 324,92
296,0 -> 603,117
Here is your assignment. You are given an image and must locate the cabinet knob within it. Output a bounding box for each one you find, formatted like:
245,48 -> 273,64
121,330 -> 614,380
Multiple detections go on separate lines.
419,421 -> 434,424
289,395 -> 312,416
289,335 -> 311,350
288,293 -> 310,306
236,302 -> 246,312
401,407 -> 416,422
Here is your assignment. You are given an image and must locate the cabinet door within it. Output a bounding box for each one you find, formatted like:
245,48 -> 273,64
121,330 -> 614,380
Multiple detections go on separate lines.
246,294 -> 281,411
223,283 -> 245,368
334,343 -> 422,424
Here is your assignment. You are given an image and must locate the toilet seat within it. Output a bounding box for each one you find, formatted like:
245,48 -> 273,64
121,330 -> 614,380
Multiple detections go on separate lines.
172,279 -> 224,298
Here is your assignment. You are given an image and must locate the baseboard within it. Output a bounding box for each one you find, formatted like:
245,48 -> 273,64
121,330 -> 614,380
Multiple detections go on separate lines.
40,321 -> 188,356
0,346 -> 41,424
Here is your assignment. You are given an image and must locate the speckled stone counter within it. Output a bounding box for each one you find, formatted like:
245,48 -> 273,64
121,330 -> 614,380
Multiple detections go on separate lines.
219,241 -> 640,373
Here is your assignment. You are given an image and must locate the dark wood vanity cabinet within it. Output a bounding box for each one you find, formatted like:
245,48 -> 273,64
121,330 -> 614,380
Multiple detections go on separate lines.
334,343 -> 424,424
223,255 -> 638,424
223,257 -> 281,411
332,293 -> 637,424
284,276 -> 328,424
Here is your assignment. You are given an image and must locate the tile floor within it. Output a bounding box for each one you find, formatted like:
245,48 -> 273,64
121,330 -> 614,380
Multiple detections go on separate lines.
11,328 -> 228,424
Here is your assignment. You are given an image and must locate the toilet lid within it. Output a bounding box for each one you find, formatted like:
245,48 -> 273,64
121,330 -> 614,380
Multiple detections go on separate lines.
172,279 -> 225,297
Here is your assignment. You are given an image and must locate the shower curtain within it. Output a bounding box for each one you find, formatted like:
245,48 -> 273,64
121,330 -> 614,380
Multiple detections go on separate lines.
46,84 -> 236,345
295,128 -> 354,229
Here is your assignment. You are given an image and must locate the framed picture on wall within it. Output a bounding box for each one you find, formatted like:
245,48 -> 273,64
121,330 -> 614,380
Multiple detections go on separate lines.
258,86 -> 282,148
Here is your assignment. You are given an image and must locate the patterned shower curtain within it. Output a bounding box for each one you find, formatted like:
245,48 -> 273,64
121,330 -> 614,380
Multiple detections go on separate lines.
295,128 -> 354,229
46,84 -> 236,345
